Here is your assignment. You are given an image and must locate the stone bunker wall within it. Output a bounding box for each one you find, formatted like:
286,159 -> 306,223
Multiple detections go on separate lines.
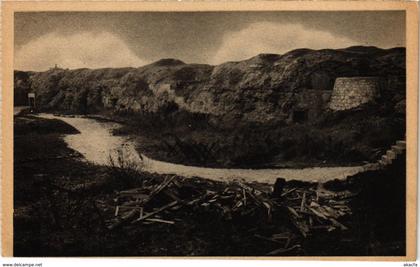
329,77 -> 380,111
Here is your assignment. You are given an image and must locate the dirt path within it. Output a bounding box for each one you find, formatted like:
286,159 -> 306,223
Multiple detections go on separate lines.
37,113 -> 365,183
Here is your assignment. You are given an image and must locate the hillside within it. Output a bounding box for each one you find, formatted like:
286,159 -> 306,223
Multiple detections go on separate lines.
14,46 -> 405,121
14,46 -> 406,167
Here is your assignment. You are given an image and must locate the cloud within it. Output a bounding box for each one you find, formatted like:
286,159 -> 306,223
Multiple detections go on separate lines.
211,22 -> 357,64
15,31 -> 145,71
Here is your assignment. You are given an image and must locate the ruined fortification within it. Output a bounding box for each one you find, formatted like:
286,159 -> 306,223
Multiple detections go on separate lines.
329,77 -> 380,111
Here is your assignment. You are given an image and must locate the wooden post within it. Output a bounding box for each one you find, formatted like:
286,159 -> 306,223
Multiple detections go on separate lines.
28,93 -> 35,110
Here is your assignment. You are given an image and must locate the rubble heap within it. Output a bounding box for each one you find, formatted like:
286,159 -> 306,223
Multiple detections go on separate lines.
97,175 -> 355,256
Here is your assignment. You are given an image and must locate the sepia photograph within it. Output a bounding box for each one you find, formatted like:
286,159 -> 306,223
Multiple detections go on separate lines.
2,2 -> 417,260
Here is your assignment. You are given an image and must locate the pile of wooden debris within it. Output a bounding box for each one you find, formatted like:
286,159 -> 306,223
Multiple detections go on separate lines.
102,175 -> 355,255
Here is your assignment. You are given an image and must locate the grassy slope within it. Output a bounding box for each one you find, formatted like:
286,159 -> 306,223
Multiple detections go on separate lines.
14,115 -> 110,255
110,105 -> 405,168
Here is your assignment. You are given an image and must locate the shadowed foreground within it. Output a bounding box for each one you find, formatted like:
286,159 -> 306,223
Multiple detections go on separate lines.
14,115 -> 405,256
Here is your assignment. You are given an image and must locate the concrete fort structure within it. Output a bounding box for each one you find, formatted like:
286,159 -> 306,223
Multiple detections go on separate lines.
329,77 -> 381,111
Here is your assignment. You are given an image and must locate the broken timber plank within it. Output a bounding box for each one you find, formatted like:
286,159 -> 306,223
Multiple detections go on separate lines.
329,218 -> 348,230
254,234 -> 286,245
108,208 -> 140,230
134,201 -> 178,223
308,207 -> 328,220
281,188 -> 297,197
140,175 -> 177,206
145,218 -> 175,225
266,245 -> 301,256
300,192 -> 306,212
287,207 -> 300,218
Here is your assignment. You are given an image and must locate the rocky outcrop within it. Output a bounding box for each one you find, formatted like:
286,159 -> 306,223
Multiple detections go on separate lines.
14,46 -> 405,123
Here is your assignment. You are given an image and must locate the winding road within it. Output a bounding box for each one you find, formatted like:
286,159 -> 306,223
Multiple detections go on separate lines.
37,113 -> 365,184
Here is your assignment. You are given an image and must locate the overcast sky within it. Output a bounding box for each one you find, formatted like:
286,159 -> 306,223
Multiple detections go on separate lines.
14,11 -> 405,71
